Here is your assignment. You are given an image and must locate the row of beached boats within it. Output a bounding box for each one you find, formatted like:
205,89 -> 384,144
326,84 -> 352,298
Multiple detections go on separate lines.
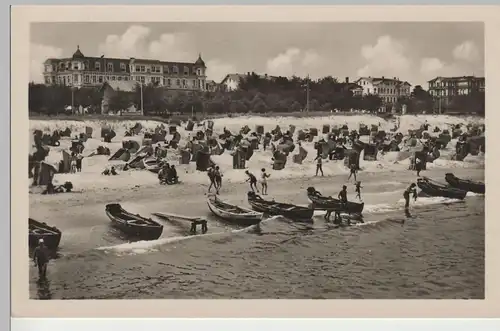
29,172 -> 484,249
416,172 -> 485,200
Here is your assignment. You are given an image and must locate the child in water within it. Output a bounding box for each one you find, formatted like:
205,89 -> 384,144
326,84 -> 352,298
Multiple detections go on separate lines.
355,181 -> 363,201
260,168 -> 270,195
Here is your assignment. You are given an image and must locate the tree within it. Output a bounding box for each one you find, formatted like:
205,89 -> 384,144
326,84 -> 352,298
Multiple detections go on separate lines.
108,91 -> 132,112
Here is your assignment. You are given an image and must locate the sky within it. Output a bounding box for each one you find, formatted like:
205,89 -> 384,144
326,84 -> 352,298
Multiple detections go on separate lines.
30,22 -> 484,88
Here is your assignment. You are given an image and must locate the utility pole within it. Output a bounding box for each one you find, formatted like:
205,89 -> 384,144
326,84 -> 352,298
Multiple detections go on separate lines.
71,87 -> 75,114
140,82 -> 144,114
302,74 -> 310,113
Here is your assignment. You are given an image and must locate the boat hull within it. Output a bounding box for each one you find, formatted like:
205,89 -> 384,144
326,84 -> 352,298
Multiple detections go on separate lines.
29,218 -> 62,250
247,197 -> 314,222
445,173 -> 485,194
105,204 -> 163,240
142,158 -> 162,174
307,193 -> 364,213
417,178 -> 467,200
207,197 -> 262,226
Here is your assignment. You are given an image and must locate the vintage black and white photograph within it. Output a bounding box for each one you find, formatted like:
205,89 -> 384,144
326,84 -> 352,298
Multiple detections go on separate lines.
28,21 -> 485,300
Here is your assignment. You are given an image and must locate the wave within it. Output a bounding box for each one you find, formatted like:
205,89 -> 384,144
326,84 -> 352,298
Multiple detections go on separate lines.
95,215 -> 284,256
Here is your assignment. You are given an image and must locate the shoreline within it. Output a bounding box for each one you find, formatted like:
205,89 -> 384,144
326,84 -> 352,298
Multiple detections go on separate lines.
30,166 -> 484,211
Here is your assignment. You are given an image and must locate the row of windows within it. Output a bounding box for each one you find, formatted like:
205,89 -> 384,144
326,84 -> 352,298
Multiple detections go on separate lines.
52,62 -> 203,76
132,76 -> 204,88
360,79 -> 400,86
383,97 -> 398,103
430,89 -> 473,96
374,87 -> 410,94
46,74 -> 205,89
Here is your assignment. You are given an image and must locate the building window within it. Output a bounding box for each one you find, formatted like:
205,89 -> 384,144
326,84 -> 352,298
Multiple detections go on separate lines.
173,66 -> 179,74
140,76 -> 145,83
182,79 -> 187,88
107,63 -> 113,72
118,76 -> 122,81
111,76 -> 116,81
120,63 -> 126,72
84,75 -> 90,83
176,79 -> 180,86
164,66 -> 170,74
73,74 -> 78,83
197,68 -> 201,76
95,62 -> 101,71
98,76 -> 103,83
92,76 -> 97,83
184,66 -> 189,75
193,80 -> 197,88
44,77 -> 50,84
84,61 -> 89,70
167,78 -> 171,86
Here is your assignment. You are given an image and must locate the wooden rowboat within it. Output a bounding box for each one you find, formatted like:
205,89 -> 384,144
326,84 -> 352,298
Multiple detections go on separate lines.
29,218 -> 62,250
105,203 -> 163,240
207,195 -> 263,226
142,157 -> 163,173
445,173 -> 484,194
417,177 -> 467,200
247,192 -> 314,222
306,187 -> 364,213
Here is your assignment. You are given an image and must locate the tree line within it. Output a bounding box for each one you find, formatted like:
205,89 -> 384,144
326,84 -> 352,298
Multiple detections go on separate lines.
29,73 -> 484,116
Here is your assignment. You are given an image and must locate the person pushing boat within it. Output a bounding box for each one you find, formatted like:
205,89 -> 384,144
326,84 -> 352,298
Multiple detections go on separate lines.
245,170 -> 259,193
403,183 -> 418,210
33,239 -> 50,279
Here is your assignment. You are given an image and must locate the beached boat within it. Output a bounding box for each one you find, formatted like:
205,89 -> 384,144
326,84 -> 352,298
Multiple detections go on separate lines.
417,177 -> 467,200
29,218 -> 62,250
306,187 -> 364,213
207,195 -> 263,226
105,203 -> 163,240
142,157 -> 162,173
247,192 -> 314,221
445,173 -> 485,194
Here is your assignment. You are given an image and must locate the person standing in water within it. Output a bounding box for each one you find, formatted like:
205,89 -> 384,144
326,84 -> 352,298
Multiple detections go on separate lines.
314,155 -> 324,176
207,167 -> 216,193
348,164 -> 358,181
214,166 -> 223,194
415,158 -> 423,177
260,168 -> 270,195
403,183 -> 418,210
245,170 -> 259,193
334,185 -> 349,224
33,239 -> 50,278
355,181 -> 363,201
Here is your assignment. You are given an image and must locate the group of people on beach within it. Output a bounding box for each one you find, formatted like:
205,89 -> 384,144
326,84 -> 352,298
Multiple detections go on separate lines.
69,152 -> 84,173
158,163 -> 179,185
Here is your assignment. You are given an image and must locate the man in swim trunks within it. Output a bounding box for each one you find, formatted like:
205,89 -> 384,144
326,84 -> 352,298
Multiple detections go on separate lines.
335,185 -> 349,224
33,239 -> 50,278
260,168 -> 270,195
245,170 -> 259,193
